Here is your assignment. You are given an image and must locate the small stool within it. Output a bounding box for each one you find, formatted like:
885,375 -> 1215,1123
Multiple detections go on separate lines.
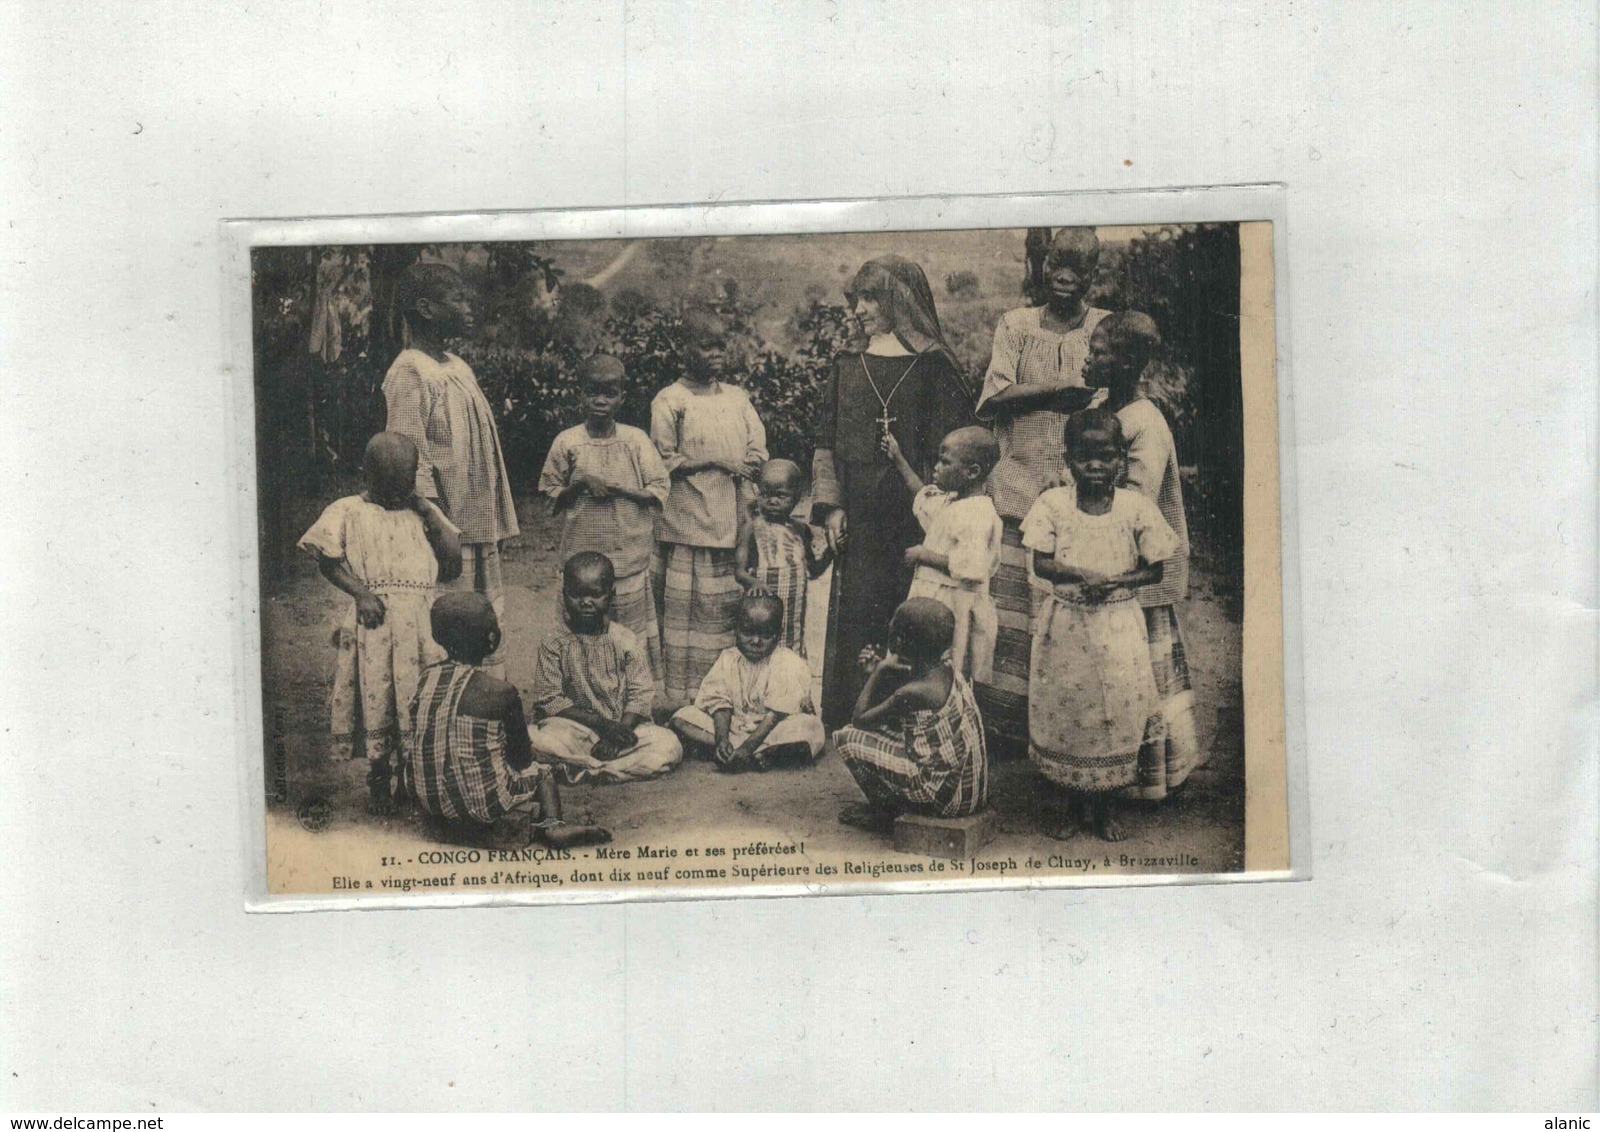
893,810 -> 995,859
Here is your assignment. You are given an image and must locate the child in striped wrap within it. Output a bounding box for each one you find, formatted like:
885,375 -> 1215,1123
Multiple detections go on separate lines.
407,592 -> 609,848
835,598 -> 990,834
650,306 -> 769,710
734,458 -> 831,657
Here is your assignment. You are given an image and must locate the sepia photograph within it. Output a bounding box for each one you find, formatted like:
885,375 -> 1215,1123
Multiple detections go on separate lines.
245,212 -> 1286,901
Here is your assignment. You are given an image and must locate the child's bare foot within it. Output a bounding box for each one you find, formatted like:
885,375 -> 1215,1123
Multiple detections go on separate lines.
539,823 -> 612,849
1093,807 -> 1128,842
838,802 -> 897,834
1042,795 -> 1092,841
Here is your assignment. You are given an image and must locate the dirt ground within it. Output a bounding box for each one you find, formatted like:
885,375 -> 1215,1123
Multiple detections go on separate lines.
262,493 -> 1245,876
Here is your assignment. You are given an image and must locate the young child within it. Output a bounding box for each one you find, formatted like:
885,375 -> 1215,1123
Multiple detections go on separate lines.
1082,312 -> 1201,801
669,593 -> 827,772
383,261 -> 518,674
734,458 -> 831,656
834,598 -> 989,832
880,426 -> 1003,683
1021,409 -> 1179,841
538,354 -> 670,687
298,432 -> 462,813
527,552 -> 683,782
650,305 -> 769,709
407,592 -> 609,848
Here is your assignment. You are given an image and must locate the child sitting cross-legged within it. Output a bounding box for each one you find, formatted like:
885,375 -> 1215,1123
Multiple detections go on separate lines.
669,593 -> 826,773
527,552 -> 684,782
834,597 -> 990,834
407,592 -> 609,849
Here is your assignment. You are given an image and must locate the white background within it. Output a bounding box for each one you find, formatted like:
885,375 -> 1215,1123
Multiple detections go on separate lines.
2,0 -> 1594,1111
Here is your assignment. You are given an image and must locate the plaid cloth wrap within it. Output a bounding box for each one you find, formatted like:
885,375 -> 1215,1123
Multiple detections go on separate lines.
974,519 -> 1038,742
1124,604 -> 1203,801
836,671 -> 990,818
407,660 -> 547,824
751,519 -> 812,656
654,542 -> 741,710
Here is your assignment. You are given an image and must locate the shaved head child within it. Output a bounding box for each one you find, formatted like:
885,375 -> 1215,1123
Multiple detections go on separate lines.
407,592 -> 608,848
833,597 -> 990,834
383,261 -> 518,675
537,353 -> 670,686
297,431 -> 462,813
670,592 -> 827,772
1021,407 -> 1180,842
650,306 -> 770,709
734,458 -> 832,656
880,425 -> 1004,683
1082,311 -> 1201,802
525,552 -> 683,782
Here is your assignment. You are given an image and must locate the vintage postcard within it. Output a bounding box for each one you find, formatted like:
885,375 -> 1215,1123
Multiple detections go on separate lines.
230,191 -> 1296,906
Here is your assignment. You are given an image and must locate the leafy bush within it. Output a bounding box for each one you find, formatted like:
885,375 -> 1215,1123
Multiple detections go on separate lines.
455,285 -> 857,482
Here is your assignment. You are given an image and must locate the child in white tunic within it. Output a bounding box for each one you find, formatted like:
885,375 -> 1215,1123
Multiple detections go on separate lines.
670,594 -> 826,772
881,426 -> 1003,683
298,432 -> 462,812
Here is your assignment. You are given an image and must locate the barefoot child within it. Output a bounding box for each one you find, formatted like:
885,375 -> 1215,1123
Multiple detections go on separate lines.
538,354 -> 671,687
834,598 -> 989,833
881,426 -> 1003,682
298,432 -> 462,813
734,458 -> 831,656
975,228 -> 1111,744
651,305 -> 769,708
670,593 -> 826,772
527,552 -> 683,782
407,592 -> 609,848
1082,312 -> 1202,800
1021,409 -> 1179,841
383,261 -> 518,674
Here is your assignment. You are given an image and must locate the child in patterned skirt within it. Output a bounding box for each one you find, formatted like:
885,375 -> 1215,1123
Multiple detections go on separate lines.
1022,409 -> 1178,842
298,432 -> 462,813
1082,312 -> 1202,801
834,598 -> 989,834
734,458 -> 831,656
650,306 -> 769,710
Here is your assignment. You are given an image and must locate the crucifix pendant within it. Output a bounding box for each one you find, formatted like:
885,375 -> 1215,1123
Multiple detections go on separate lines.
877,409 -> 896,442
